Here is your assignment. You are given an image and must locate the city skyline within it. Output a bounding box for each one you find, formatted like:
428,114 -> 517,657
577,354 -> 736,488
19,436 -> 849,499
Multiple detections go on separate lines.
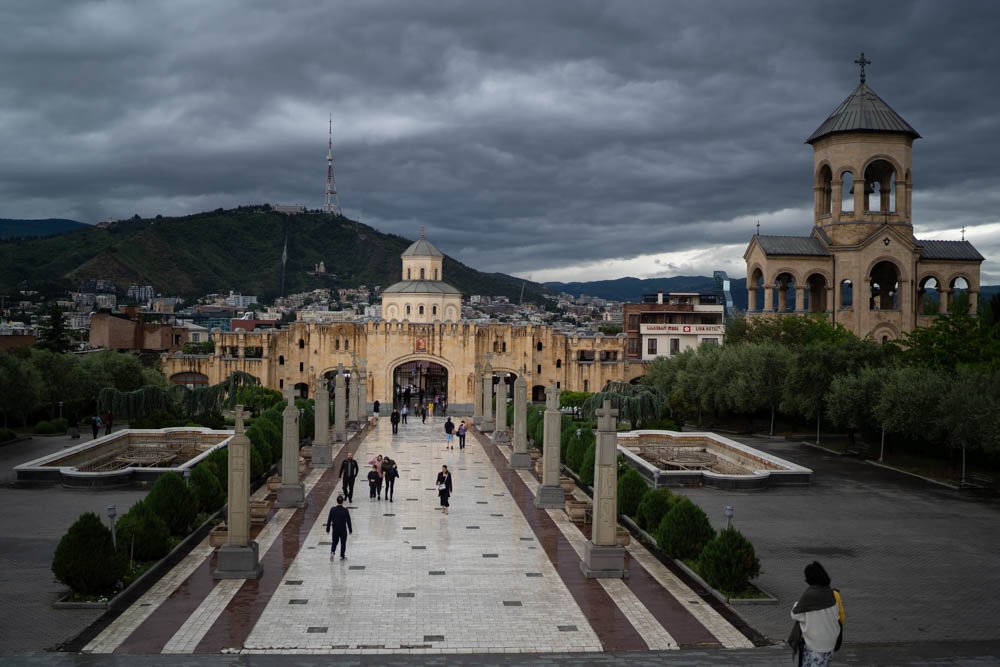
1,1 -> 998,283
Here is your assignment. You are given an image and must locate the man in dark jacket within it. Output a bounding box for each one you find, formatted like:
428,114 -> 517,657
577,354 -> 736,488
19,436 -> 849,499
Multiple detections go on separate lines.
325,495 -> 353,560
339,452 -> 359,502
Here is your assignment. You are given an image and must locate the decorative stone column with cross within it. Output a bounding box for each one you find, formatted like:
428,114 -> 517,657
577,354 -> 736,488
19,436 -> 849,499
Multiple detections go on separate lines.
333,363 -> 347,443
535,381 -> 564,507
214,406 -> 262,579
348,358 -> 360,426
510,368 -> 531,469
580,399 -> 626,578
311,377 -> 332,468
491,372 -> 511,444
359,358 -> 368,418
275,386 -> 306,508
472,361 -> 483,426
480,358 -> 495,432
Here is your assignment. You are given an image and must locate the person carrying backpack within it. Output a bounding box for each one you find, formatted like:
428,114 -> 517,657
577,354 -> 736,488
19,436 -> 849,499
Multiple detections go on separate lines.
456,420 -> 467,449
444,417 -> 455,450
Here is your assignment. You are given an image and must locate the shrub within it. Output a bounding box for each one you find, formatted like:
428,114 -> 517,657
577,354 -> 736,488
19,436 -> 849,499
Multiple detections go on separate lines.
246,424 -> 272,468
51,417 -> 68,431
146,472 -> 197,535
655,497 -> 716,560
636,487 -> 674,530
115,501 -> 171,562
642,417 -> 679,431
203,448 -> 228,492
52,512 -> 123,596
33,420 -> 59,434
189,411 -> 226,430
255,418 -> 283,462
131,409 -> 185,429
190,463 -> 225,513
250,443 -> 265,480
579,442 -> 596,486
565,431 -> 586,472
617,468 -> 649,517
698,527 -> 761,595
0,428 -> 16,443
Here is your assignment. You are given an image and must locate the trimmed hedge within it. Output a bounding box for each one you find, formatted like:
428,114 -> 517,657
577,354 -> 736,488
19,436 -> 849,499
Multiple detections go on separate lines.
0,428 -> 16,443
115,501 -> 171,562
655,497 -> 716,560
190,463 -> 225,513
579,442 -> 596,486
617,468 -> 649,517
33,420 -> 60,434
636,487 -> 675,531
697,527 -> 761,595
146,472 -> 197,535
52,512 -> 123,596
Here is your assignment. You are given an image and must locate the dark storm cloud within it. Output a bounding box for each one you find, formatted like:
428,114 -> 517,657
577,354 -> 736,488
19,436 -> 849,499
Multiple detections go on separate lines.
1,0 -> 998,281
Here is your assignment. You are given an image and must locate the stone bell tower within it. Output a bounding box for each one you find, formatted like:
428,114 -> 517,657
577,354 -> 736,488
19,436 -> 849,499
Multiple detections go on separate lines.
808,53 -> 920,247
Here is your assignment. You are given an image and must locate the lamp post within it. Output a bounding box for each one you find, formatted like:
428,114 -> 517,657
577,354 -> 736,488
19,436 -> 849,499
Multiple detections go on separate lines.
183,468 -> 191,486
107,505 -> 117,549
724,505 -> 734,530
58,401 -> 63,419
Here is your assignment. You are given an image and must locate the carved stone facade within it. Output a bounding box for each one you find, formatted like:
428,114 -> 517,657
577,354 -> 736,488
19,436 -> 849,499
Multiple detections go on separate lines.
744,62 -> 984,341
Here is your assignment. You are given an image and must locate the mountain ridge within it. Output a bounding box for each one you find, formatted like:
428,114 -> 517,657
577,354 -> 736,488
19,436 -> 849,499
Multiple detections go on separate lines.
0,218 -> 89,239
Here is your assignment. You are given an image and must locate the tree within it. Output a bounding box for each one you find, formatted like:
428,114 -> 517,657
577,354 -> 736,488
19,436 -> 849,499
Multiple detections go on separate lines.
52,512 -> 123,596
938,368 -> 1000,482
582,381 -> 666,430
873,366 -> 951,459
598,324 -> 622,336
0,350 -> 41,427
729,314 -> 853,348
888,313 -> 1000,371
559,391 -> 591,418
722,343 -> 794,435
36,303 -> 71,353
28,349 -> 88,418
826,366 -> 886,452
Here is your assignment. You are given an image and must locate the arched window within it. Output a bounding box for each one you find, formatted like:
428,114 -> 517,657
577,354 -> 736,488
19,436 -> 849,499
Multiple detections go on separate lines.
420,268 -> 425,280
502,341 -> 507,352
299,362 -> 304,372
841,171 -> 854,216
865,159 -> 897,214
407,268 -> 411,280
419,305 -> 424,315
432,305 -> 437,316
537,364 -> 541,374
870,262 -> 900,311
841,280 -> 853,309
298,339 -> 305,349
279,355 -> 285,365
556,359 -> 562,368
406,304 -> 411,316
279,379 -> 284,388
493,341 -> 498,352
536,341 -> 543,351
434,269 -> 438,280
335,339 -> 340,350
817,165 -> 832,216
344,339 -> 349,350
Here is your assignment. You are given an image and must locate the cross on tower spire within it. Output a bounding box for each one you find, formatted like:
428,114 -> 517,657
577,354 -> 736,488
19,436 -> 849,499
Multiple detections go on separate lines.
755,220 -> 760,236
420,226 -> 425,239
961,225 -> 966,241
854,52 -> 871,84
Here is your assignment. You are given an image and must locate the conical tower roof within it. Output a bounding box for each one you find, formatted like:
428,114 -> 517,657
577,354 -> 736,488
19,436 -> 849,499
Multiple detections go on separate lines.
807,82 -> 920,144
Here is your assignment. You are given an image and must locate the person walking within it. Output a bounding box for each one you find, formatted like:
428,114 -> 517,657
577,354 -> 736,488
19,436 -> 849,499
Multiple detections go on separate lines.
435,465 -> 453,515
788,561 -> 844,667
325,495 -> 353,560
390,409 -> 400,434
339,451 -> 359,502
401,405 -> 408,424
457,420 -> 467,449
90,414 -> 102,439
420,404 -> 427,424
444,417 -> 455,450
384,460 -> 399,502
367,465 -> 380,500
103,411 -> 114,436
373,400 -> 380,419
67,414 -> 80,440
368,454 -> 385,499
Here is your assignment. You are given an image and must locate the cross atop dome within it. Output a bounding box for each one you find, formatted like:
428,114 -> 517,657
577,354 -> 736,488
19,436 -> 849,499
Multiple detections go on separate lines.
854,52 -> 871,84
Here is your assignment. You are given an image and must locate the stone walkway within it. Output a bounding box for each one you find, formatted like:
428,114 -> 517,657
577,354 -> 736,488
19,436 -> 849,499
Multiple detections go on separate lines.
74,417 -> 751,656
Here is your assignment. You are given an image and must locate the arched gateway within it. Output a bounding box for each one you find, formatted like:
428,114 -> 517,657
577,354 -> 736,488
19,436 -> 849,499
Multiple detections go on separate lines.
392,359 -> 449,409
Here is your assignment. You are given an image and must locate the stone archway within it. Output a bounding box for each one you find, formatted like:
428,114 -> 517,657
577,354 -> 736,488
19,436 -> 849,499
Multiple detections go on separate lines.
392,359 -> 449,410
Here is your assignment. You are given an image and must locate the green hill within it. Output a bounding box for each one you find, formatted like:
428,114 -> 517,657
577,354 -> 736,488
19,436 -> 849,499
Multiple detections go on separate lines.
0,218 -> 88,239
0,207 -> 550,303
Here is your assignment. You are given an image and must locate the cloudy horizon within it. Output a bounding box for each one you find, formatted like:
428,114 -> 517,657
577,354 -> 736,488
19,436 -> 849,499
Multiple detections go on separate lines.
2,1 -> 998,284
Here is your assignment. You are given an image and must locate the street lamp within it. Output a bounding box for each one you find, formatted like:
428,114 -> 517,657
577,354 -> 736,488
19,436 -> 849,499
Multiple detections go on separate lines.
724,505 -> 734,530
58,401 -> 63,419
107,505 -> 117,549
183,468 -> 191,486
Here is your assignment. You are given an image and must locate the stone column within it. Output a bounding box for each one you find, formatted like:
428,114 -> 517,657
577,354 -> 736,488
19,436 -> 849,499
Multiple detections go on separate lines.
763,284 -> 774,312
491,374 -> 511,444
580,399 -> 626,578
214,406 -> 262,579
348,359 -> 360,426
939,289 -> 950,314
795,286 -> 806,312
825,286 -> 834,313
831,178 -> 842,220
747,287 -> 757,312
275,387 -> 306,508
535,382 -> 564,507
472,362 -> 483,425
777,285 -> 788,312
359,358 -> 368,417
311,377 -> 332,468
970,290 -> 979,315
853,176 -> 866,217
334,363 -> 347,443
510,370 -> 530,469
481,359 -> 495,432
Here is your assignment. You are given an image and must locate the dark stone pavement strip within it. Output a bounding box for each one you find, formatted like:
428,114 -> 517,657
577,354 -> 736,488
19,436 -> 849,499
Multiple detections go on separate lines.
471,429 -> 647,652
7,641 -> 1000,665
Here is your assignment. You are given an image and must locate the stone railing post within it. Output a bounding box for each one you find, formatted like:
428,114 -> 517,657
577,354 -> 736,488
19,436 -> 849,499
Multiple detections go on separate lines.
510,369 -> 530,469
348,359 -> 360,426
359,358 -> 368,418
334,363 -> 347,443
214,405 -> 263,579
275,387 -> 306,508
312,377 -> 332,468
580,399 -> 626,578
535,381 -> 564,507
473,361 -> 483,425
481,359 -> 495,432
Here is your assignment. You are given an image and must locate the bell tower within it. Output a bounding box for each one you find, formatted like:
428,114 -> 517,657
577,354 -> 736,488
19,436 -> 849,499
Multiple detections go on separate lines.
808,54 -> 920,246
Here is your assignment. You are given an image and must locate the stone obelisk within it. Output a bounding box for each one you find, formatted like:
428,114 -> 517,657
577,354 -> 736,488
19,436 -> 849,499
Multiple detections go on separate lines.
510,369 -> 531,469
275,386 -> 306,508
481,359 -> 495,432
535,381 -> 564,506
333,363 -> 347,443
348,359 -> 360,426
311,377 -> 333,468
214,405 -> 262,579
580,399 -> 626,578
359,358 -> 368,419
472,361 -> 483,426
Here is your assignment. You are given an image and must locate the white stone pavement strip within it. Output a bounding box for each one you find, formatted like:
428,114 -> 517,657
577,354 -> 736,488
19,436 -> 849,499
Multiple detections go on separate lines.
82,477 -> 285,654
160,467 -> 327,655
505,446 -> 750,650
241,417 -> 602,654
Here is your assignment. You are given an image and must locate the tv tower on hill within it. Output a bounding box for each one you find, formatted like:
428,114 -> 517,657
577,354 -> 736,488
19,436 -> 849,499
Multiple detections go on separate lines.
325,115 -> 342,216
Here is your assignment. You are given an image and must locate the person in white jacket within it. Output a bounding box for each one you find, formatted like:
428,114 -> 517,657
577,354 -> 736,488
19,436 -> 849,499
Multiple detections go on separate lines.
789,561 -> 843,666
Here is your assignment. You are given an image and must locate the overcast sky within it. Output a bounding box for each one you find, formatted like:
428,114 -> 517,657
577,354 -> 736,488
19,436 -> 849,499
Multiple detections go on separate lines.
2,1 -> 998,283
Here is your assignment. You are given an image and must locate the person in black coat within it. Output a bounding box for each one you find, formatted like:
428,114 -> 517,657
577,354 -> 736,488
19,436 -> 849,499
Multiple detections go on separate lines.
390,409 -> 400,434
435,465 -> 453,515
373,400 -> 380,418
384,461 -> 399,502
339,452 -> 359,502
367,465 -> 380,499
325,495 -> 353,560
